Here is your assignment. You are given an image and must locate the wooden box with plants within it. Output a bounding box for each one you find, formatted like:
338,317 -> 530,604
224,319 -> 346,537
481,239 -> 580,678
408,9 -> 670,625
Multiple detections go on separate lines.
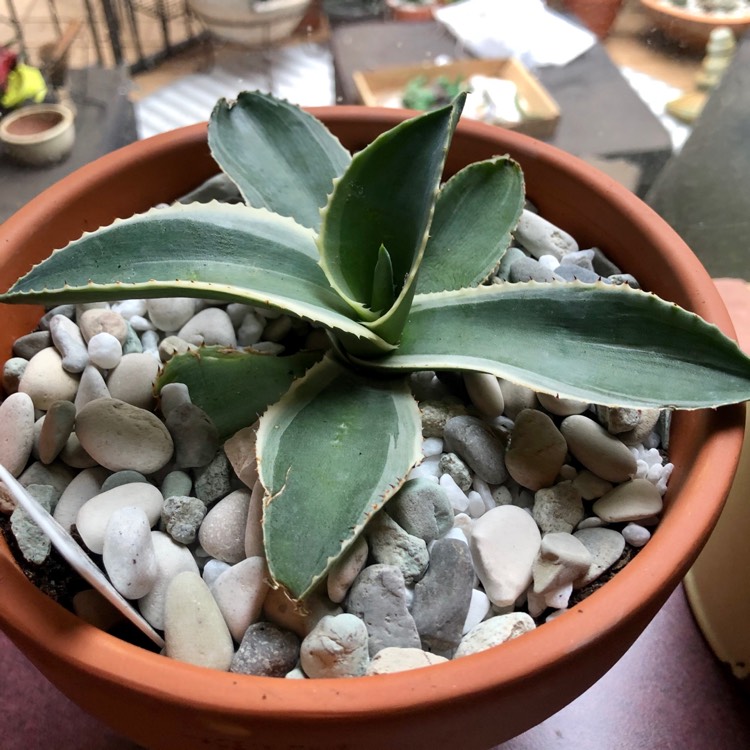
0,92 -> 749,749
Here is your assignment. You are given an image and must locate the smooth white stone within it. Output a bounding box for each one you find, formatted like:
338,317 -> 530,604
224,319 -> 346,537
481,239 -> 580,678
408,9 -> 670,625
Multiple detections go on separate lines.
111,299 -> 147,319
440,473 -> 469,512
139,531 -> 200,630
592,478 -> 663,523
0,392 -> 35,476
128,315 -> 155,332
421,437 -> 443,457
49,314 -> 89,373
19,347 -> 79,410
76,482 -> 163,554
455,612 -> 536,657
146,298 -> 197,332
462,589 -> 491,635
469,505 -> 542,607
87,332 -> 122,370
199,488 -> 251,564
443,526 -> 469,545
164,571 -> 234,670
52,466 -> 108,531
236,311 -> 264,347
178,308 -> 237,347
102,506 -> 158,599
467,490 -> 486,519
622,522 -> 652,547
573,527 -> 626,588
300,613 -> 370,678
210,556 -> 269,642
532,532 -> 592,595
544,582 -> 573,609
365,647 -> 448,675
106,353 -> 160,410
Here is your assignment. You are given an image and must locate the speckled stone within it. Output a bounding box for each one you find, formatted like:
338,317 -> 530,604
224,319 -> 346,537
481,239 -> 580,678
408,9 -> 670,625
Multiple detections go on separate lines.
454,612 -> 536,657
386,477 -> 454,545
300,614 -> 369,678
231,621 -> 301,677
533,481 -> 585,535
443,415 -> 507,485
365,511 -> 429,585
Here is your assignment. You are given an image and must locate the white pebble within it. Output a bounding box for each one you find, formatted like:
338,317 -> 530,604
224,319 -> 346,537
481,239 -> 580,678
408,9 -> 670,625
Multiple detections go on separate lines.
236,312 -> 264,347
462,589 -> 491,635
537,254 -> 559,270
111,299 -> 147,319
87,331 -> 123,369
622,523 -> 651,547
128,315 -> 156,332
202,559 -> 231,587
440,473 -> 469,512
443,527 -> 469,546
467,490 -> 486,519
421,437 -> 443,457
102,506 -> 157,599
544,582 -> 573,609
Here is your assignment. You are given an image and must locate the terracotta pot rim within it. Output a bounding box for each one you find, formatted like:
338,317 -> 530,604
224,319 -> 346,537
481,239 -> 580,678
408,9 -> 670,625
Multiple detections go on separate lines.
0,106 -> 743,724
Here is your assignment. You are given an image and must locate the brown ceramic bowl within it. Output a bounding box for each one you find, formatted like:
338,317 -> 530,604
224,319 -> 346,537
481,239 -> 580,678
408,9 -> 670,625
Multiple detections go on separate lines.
640,0 -> 750,48
0,108 -> 744,750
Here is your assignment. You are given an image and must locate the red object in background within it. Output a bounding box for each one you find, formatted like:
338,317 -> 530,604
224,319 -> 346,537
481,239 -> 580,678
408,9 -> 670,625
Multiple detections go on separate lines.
0,47 -> 18,94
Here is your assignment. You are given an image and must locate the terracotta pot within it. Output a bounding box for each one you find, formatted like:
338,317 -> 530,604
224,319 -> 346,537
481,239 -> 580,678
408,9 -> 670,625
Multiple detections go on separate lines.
0,107 -> 744,749
640,0 -> 750,48
560,0 -> 625,39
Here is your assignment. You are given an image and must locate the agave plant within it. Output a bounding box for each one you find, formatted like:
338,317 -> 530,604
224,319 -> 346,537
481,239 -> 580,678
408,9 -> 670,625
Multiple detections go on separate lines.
3,92 -> 750,604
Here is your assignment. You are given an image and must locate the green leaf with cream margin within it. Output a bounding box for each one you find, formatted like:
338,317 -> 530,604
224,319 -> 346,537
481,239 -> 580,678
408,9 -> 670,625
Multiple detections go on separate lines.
0,201 -> 391,351
156,347 -> 323,441
317,94 -> 465,343
257,356 -> 422,600
209,92 -> 351,231
365,282 -> 750,409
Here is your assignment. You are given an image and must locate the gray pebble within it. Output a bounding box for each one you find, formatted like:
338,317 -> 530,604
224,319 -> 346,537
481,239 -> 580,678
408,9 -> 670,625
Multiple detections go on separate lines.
76,398 -> 174,475
0,392 -> 35,476
161,495 -> 207,544
494,246 -> 526,281
561,415 -> 637,483
159,382 -> 192,419
509,256 -> 562,283
198,488 -> 251,564
499,380 -> 537,420
160,470 -> 193,500
533,481 -> 585,535
38,400 -> 76,464
38,304 -> 75,330
100,470 -> 148,493
211,557 -> 269,642
366,511 -> 429,585
2,356 -> 28,394
505,408 -> 567,491
192,449 -> 232,505
558,249 -> 596,271
386,478 -> 454,544
532,532 -> 592,595
608,273 -> 640,288
411,538 -> 474,656
231,622 -> 301,677
443,415 -> 507,485
553,265 -> 602,284
346,564 -> 420,657
438,452 -> 472,491
327,535 -> 369,604
12,331 -> 51,360
10,490 -> 54,564
165,403 -> 219,469
49,314 -> 89,373
591,247 -> 621,276
573,527 -> 626,587
74,364 -> 111,412
122,323 -> 143,354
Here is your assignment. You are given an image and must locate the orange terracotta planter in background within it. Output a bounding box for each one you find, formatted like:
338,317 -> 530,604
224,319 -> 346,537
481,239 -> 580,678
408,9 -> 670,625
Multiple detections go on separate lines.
0,108 -> 744,749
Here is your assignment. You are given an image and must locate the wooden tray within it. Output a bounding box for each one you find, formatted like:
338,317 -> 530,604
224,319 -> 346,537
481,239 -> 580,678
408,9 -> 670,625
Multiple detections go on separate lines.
353,57 -> 561,139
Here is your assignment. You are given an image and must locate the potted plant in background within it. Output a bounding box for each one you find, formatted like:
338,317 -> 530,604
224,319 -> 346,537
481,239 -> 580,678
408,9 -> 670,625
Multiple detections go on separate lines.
186,0 -> 313,47
385,0 -> 449,22
0,92 -> 748,749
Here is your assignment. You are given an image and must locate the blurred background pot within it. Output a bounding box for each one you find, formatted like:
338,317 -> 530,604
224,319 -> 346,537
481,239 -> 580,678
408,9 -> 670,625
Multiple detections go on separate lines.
684,278 -> 750,690
0,107 -> 744,749
0,102 -> 75,167
186,0 -> 312,47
